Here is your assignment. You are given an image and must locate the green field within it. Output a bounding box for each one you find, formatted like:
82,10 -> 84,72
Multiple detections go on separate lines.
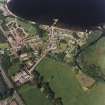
79,37 -> 105,74
19,84 -> 51,105
0,43 -> 8,48
36,57 -> 105,105
8,61 -> 21,76
2,55 -> 22,76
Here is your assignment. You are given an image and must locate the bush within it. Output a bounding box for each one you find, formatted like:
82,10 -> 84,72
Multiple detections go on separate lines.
82,64 -> 105,81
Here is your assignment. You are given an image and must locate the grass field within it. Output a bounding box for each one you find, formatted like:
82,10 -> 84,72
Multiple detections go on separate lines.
19,84 -> 52,105
36,57 -> 105,105
8,59 -> 21,76
0,43 -> 8,48
7,57 -> 21,77
79,37 -> 105,74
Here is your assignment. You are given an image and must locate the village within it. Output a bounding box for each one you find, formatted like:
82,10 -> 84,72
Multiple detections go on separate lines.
0,1 -> 105,105
1,17 -> 96,88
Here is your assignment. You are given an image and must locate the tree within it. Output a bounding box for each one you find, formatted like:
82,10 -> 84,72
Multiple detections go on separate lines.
54,97 -> 63,105
60,39 -> 67,44
41,82 -> 51,96
7,88 -> 14,96
1,52 -> 11,70
48,52 -> 66,62
83,64 -> 105,80
47,90 -> 55,101
33,71 -> 44,88
33,71 -> 40,86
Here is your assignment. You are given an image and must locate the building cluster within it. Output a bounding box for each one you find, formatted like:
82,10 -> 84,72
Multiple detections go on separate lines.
12,70 -> 33,86
11,53 -> 35,86
47,27 -> 58,50
4,21 -> 44,86
6,22 -> 25,55
0,98 -> 18,105
41,25 -> 91,60
9,100 -> 18,105
1,18 -> 93,88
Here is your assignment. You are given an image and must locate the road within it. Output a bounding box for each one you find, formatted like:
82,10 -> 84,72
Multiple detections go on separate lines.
29,52 -> 48,73
0,23 -> 25,105
0,65 -> 25,105
0,66 -> 13,88
29,26 -> 57,73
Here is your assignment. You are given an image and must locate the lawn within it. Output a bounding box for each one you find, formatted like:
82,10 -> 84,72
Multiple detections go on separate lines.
0,43 -> 9,49
59,42 -> 67,51
8,62 -> 20,76
19,84 -> 52,105
36,57 -> 105,105
8,59 -> 21,76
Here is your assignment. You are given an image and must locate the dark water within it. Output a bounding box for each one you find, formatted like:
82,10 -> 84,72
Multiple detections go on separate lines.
7,0 -> 105,28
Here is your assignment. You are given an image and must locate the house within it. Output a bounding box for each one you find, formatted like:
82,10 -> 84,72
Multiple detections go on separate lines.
10,100 -> 18,105
20,53 -> 29,61
12,71 -> 33,86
